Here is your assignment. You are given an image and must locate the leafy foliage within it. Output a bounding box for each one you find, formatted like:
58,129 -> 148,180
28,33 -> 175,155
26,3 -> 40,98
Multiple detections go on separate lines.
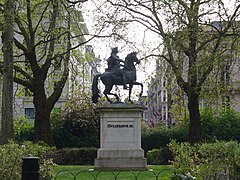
142,123 -> 188,152
52,91 -> 101,148
202,108 -> 240,141
13,91 -> 101,148
147,147 -> 173,165
47,147 -> 97,165
143,108 -> 240,167
63,93 -> 100,138
169,140 -> 240,179
15,106 -> 240,152
142,108 -> 240,154
14,116 -> 34,142
0,141 -> 56,179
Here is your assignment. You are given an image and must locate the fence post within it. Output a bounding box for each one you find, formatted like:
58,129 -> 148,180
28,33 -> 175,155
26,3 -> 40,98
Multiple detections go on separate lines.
22,157 -> 40,180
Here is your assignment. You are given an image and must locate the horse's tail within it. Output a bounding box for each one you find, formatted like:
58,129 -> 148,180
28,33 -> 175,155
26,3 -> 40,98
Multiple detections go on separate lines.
92,73 -> 101,103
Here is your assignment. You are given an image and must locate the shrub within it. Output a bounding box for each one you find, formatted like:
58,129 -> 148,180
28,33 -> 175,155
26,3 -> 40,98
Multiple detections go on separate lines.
51,92 -> 101,148
147,149 -> 162,165
51,108 -> 64,132
62,99 -> 100,139
14,95 -> 101,149
0,141 -> 56,179
141,123 -> 188,152
142,108 -> 240,157
14,116 -> 34,143
147,147 -> 173,165
169,140 -> 240,179
201,108 -> 240,142
47,147 -> 97,165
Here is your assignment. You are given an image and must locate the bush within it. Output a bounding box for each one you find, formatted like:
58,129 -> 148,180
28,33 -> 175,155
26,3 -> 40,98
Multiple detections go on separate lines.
142,123 -> 188,152
169,140 -> 240,179
141,123 -> 188,165
14,96 -> 101,149
202,108 -> 240,142
0,141 -> 56,179
47,147 -> 97,165
147,147 -> 173,165
142,108 -> 240,157
51,93 -> 101,148
14,116 -> 34,143
147,149 -> 162,165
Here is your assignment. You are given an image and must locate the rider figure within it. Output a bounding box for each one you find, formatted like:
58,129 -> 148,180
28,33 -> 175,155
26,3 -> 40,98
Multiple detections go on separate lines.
106,47 -> 128,89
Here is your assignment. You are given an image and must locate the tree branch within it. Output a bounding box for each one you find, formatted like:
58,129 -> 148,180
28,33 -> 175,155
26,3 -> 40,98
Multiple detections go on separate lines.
198,36 -> 222,86
14,38 -> 28,54
13,65 -> 33,81
13,77 -> 33,91
33,1 -> 51,34
66,0 -> 87,4
26,0 -> 34,47
15,16 -> 31,49
0,63 -> 33,91
42,0 -> 59,75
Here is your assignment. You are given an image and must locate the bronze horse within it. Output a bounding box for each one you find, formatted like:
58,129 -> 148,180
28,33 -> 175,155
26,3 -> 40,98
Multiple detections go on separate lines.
92,52 -> 143,103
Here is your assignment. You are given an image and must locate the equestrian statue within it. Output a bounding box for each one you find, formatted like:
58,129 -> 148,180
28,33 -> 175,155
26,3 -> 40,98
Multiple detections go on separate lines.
92,47 -> 143,103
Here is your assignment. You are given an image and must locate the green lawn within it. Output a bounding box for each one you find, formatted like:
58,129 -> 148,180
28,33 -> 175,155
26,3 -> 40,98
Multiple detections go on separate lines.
53,165 -> 174,180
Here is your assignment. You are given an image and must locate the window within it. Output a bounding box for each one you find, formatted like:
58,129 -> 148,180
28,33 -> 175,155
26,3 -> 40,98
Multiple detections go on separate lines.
199,98 -> 206,108
25,108 -> 35,119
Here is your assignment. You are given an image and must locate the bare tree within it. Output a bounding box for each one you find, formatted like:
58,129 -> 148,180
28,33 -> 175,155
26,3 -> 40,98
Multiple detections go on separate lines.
93,0 -> 240,143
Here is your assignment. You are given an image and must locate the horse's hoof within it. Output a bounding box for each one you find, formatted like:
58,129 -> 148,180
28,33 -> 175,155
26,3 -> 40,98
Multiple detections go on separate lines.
123,85 -> 129,90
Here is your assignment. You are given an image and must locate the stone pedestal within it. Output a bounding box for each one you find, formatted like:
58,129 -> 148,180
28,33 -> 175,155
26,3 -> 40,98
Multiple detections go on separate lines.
94,104 -> 147,170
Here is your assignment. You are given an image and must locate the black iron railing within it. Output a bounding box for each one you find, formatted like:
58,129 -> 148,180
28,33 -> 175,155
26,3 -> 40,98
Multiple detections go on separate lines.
54,169 -> 172,180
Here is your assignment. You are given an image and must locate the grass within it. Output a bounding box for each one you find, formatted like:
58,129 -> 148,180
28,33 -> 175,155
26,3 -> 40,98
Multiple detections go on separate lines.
53,165 -> 174,180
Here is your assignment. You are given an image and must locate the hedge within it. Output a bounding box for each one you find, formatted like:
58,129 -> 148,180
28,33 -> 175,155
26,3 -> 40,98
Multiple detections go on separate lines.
47,147 -> 97,165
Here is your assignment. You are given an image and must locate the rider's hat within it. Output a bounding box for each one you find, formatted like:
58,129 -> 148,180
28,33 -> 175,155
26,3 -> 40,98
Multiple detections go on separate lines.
111,47 -> 118,53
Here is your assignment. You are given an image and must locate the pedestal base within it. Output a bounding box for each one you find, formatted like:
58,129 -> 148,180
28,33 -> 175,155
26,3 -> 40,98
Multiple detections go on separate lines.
95,157 -> 147,171
95,148 -> 147,170
94,104 -> 147,170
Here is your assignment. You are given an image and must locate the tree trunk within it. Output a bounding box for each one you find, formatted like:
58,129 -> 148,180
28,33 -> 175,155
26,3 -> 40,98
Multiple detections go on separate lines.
187,92 -> 202,143
33,83 -> 54,146
34,104 -> 53,146
1,0 -> 14,144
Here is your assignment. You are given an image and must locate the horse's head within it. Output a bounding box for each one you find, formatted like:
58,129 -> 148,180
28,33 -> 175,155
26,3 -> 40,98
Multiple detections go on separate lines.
125,51 -> 140,65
